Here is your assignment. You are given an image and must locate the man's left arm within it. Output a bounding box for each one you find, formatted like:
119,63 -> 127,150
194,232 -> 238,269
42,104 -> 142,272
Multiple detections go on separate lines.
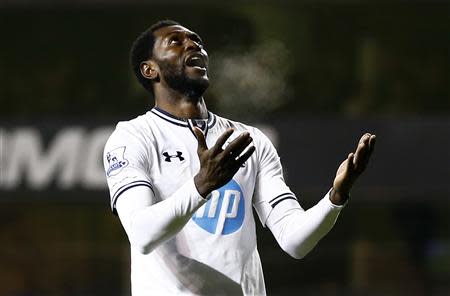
264,133 -> 376,259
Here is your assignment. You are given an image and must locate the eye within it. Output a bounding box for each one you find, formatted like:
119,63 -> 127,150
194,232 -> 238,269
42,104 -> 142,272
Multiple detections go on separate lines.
169,37 -> 181,45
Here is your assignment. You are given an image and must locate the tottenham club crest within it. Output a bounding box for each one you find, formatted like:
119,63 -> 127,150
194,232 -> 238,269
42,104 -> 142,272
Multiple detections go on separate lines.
106,146 -> 129,177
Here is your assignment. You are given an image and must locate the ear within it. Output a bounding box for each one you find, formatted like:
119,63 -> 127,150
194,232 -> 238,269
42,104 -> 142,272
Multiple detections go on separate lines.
140,60 -> 159,81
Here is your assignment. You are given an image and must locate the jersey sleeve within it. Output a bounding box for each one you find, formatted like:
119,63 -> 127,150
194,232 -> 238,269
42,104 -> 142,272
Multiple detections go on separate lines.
103,123 -> 153,215
252,128 -> 302,226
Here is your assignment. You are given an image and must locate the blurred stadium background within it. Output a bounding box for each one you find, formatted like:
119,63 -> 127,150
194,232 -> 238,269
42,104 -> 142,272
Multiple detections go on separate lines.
1,0 -> 449,295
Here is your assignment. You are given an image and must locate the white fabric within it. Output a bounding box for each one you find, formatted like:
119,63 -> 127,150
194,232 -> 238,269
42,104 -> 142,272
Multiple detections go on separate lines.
103,108 -> 345,296
116,179 -> 207,254
265,190 -> 344,259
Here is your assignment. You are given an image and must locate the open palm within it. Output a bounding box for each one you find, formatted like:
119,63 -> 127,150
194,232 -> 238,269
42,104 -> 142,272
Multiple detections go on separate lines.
332,133 -> 376,204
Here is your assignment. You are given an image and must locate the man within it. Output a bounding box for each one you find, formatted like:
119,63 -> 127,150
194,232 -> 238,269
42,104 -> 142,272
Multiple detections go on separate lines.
103,20 -> 376,295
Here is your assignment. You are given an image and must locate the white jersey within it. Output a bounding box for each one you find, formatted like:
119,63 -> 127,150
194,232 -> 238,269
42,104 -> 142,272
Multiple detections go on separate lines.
104,107 -> 300,295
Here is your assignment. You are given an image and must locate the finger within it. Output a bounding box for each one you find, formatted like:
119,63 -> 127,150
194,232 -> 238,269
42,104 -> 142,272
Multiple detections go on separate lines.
362,132 -> 372,139
224,133 -> 253,159
211,128 -> 234,155
223,132 -> 251,157
353,143 -> 368,171
368,134 -> 376,155
339,153 -> 356,189
236,146 -> 256,166
233,136 -> 253,158
193,127 -> 207,154
359,134 -> 376,164
347,152 -> 355,173
360,133 -> 371,145
353,134 -> 369,166
361,134 -> 376,167
353,134 -> 371,171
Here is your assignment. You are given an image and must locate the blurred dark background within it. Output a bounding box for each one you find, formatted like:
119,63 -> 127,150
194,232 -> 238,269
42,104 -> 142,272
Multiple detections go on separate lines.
1,0 -> 449,295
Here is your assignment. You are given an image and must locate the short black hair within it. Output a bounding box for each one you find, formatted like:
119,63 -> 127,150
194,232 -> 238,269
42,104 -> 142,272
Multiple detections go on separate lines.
130,19 -> 180,95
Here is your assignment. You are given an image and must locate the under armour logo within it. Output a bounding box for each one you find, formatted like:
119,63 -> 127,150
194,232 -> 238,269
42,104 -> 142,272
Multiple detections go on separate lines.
163,151 -> 185,162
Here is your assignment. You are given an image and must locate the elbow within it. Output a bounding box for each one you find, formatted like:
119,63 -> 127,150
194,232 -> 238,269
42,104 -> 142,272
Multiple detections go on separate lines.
136,244 -> 153,255
130,239 -> 151,255
288,250 -> 305,260
130,235 -> 157,255
129,223 -> 179,255
128,224 -> 164,255
284,247 -> 307,260
134,241 -> 158,255
280,241 -> 312,260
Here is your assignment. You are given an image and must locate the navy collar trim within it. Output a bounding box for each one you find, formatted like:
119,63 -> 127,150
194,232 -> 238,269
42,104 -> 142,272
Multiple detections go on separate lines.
151,107 -> 216,129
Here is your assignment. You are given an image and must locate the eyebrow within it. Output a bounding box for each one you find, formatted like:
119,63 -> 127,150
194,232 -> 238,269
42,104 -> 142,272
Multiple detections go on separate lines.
189,33 -> 203,44
165,30 -> 203,43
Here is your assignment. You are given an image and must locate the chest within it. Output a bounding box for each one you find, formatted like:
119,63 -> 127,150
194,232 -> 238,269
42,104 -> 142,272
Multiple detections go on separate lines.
148,124 -> 259,237
147,126 -> 257,202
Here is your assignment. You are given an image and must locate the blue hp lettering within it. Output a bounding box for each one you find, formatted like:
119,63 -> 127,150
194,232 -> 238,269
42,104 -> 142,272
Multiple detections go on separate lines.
192,180 -> 244,235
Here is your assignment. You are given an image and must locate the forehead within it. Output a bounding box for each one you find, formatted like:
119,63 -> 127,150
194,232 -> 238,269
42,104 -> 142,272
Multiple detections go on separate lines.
153,25 -> 199,40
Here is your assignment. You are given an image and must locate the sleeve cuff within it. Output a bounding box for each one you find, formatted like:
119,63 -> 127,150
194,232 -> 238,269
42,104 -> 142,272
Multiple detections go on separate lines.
189,178 -> 210,202
323,188 -> 347,210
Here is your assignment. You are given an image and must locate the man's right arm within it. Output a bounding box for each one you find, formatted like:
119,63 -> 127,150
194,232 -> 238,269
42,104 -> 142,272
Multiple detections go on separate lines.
104,126 -> 205,254
116,178 -> 206,254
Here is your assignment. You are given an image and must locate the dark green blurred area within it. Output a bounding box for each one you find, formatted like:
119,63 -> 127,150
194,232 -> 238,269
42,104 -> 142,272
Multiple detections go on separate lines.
1,1 -> 448,120
1,1 -> 450,296
2,201 -> 450,295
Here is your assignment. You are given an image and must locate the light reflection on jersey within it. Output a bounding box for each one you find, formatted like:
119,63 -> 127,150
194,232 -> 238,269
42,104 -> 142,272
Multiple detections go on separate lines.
192,180 -> 244,235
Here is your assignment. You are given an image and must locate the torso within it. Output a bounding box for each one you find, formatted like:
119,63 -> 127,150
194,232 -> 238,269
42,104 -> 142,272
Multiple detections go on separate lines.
115,108 -> 266,295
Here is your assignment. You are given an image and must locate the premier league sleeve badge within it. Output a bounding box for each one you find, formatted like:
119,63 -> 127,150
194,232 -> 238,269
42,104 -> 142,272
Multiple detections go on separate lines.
106,146 -> 129,177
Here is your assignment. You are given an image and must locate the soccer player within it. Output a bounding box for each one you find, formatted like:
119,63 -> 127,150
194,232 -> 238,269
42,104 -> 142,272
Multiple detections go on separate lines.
103,20 -> 376,295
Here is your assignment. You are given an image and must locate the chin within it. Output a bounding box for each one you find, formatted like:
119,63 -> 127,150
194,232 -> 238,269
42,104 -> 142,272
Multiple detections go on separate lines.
185,77 -> 209,98
163,66 -> 210,98
185,69 -> 209,96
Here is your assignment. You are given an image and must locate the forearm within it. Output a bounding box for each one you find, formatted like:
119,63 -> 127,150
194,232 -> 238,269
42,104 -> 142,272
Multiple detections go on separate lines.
116,179 -> 207,254
267,190 -> 344,259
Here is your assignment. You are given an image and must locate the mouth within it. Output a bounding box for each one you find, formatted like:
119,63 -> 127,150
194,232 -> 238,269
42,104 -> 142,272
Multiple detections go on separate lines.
185,52 -> 207,71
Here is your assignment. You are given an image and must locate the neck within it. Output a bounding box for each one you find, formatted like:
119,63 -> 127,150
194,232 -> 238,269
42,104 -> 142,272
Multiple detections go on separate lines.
154,87 -> 208,119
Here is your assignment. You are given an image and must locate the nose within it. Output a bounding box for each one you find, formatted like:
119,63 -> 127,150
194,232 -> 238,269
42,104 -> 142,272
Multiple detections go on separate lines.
185,39 -> 202,51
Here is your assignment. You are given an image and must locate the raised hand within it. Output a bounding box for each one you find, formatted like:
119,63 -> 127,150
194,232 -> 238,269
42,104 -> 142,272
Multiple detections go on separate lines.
193,128 -> 256,198
330,133 -> 376,205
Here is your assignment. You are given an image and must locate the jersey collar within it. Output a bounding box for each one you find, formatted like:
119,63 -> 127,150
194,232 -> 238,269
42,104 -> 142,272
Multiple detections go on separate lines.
151,107 -> 216,134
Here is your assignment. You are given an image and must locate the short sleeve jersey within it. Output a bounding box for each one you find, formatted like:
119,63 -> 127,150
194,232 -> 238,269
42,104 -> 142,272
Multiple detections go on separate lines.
103,107 -> 300,296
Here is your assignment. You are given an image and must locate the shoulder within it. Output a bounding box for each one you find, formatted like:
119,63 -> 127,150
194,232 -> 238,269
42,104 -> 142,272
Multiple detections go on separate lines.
213,114 -> 277,156
110,112 -> 155,140
213,114 -> 259,135
104,112 -> 155,152
217,114 -> 274,140
116,112 -> 153,135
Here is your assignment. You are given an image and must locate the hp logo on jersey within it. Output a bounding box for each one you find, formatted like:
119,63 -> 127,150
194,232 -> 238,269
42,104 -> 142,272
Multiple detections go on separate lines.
192,180 -> 244,235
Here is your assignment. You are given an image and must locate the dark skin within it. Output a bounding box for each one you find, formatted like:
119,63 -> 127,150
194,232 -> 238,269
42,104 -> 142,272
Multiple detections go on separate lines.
141,25 -> 209,119
141,25 -> 376,205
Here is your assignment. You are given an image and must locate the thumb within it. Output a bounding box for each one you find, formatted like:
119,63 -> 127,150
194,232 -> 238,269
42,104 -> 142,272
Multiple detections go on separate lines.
193,127 -> 207,153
